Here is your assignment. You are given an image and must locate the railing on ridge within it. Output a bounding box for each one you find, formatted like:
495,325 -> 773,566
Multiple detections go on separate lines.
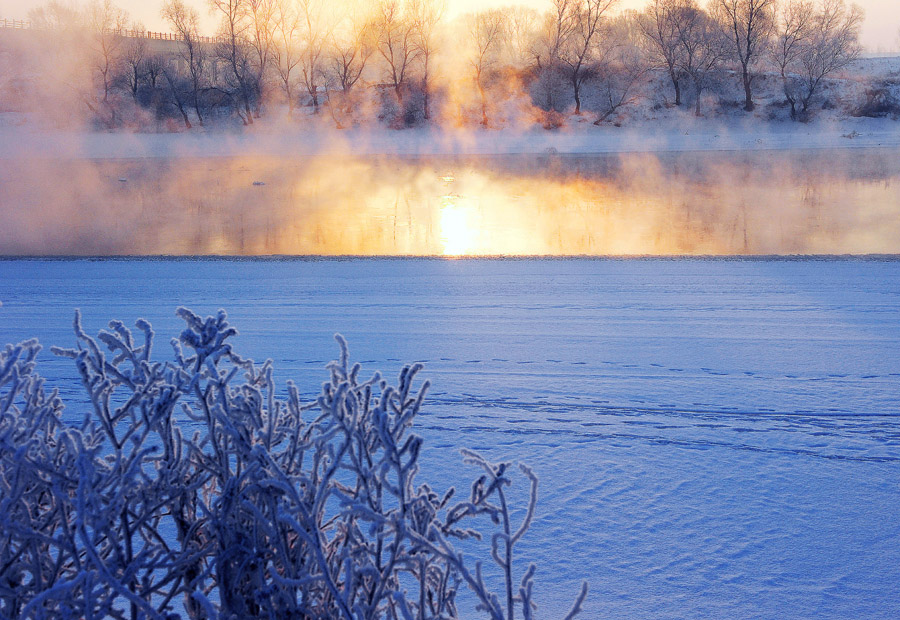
0,19 -> 224,44
0,19 -> 31,29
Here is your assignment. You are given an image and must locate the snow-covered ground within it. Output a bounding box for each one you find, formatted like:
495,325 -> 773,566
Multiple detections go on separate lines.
1,258 -> 898,618
1,115 -> 899,160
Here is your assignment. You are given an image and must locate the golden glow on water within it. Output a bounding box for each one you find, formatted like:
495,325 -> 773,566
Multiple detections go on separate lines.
1,152 -> 900,256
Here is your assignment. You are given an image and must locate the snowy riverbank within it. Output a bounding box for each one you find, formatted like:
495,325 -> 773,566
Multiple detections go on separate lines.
1,114 -> 899,160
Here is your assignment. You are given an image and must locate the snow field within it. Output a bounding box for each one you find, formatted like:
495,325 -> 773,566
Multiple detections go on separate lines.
0,258 -> 898,618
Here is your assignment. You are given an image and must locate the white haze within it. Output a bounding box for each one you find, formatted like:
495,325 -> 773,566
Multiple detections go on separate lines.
1,0 -> 898,50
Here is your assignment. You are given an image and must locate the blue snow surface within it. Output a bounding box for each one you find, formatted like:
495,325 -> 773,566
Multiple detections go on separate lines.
1,257 -> 899,619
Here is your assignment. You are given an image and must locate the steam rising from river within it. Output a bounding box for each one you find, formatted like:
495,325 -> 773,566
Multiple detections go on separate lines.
1,150 -> 899,255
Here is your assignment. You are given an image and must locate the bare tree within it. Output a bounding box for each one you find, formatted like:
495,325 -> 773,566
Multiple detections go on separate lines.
638,0 -> 687,106
246,0 -> 278,116
163,0 -> 207,126
411,0 -> 443,121
140,52 -> 171,122
271,0 -> 301,115
329,13 -> 376,94
714,0 -> 775,111
559,0 -> 618,114
323,9 -> 377,127
121,21 -> 147,102
297,0 -> 331,112
211,0 -> 256,124
675,1 -> 728,115
375,0 -> 420,103
528,0 -> 577,111
504,6 -> 541,71
86,0 -> 128,108
162,60 -> 193,128
144,53 -> 165,90
534,0 -> 575,70
774,0 -> 862,120
469,9 -> 506,126
773,0 -> 808,119
28,1 -> 83,29
592,13 -> 649,123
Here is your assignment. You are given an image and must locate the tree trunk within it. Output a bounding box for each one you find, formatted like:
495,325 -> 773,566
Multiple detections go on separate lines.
193,90 -> 203,127
573,76 -> 581,115
178,105 -> 192,129
165,72 -> 192,129
694,79 -> 703,116
780,72 -> 797,121
742,68 -> 754,112
669,67 -> 682,106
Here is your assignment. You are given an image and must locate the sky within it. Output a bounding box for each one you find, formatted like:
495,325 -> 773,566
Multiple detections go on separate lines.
1,0 -> 897,51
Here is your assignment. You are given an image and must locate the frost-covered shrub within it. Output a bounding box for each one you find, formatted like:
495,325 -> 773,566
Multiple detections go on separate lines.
0,309 -> 587,620
853,82 -> 900,119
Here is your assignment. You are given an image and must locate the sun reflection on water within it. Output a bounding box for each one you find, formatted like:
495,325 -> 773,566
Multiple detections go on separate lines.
3,153 -> 898,256
439,194 -> 477,256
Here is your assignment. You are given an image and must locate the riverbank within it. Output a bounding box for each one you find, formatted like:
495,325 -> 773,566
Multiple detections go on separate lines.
1,113 -> 899,160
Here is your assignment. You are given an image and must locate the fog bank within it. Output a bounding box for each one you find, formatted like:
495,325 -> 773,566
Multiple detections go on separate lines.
2,149 -> 899,256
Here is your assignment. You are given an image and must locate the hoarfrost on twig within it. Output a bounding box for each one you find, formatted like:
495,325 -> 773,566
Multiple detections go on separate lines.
0,308 -> 588,620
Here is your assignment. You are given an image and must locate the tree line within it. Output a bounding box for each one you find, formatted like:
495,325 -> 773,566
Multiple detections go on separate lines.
12,0 -> 869,129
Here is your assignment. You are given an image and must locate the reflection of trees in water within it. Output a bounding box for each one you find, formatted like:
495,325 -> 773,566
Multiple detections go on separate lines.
1,151 -> 899,255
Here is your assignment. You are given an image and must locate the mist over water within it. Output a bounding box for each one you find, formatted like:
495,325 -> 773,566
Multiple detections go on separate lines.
2,148 -> 899,255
